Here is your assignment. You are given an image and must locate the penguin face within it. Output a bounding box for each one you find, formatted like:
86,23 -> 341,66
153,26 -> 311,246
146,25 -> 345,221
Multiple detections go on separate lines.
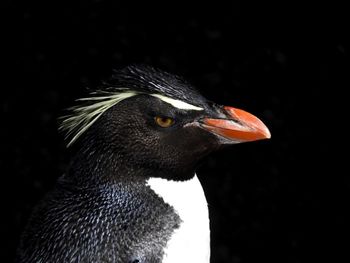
81,94 -> 269,181
92,94 -> 218,180
61,65 -> 270,180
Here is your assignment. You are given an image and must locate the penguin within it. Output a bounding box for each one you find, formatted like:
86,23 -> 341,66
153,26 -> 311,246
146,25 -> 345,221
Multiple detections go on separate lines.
16,65 -> 271,263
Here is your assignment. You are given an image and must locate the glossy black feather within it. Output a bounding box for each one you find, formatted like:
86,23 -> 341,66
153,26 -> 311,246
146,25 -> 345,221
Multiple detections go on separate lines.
105,65 -> 208,108
17,176 -> 180,263
17,65 -> 219,263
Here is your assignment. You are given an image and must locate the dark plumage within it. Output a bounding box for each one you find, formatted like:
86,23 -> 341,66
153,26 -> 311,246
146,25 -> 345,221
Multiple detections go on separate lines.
18,177 -> 180,262
105,65 -> 208,108
17,65 -> 270,263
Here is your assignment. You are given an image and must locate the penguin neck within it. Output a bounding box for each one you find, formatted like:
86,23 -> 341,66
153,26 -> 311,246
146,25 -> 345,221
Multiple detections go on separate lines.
67,145 -> 196,187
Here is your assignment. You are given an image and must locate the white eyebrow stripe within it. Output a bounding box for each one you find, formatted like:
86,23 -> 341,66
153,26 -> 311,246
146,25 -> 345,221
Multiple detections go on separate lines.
150,94 -> 204,111
60,90 -> 204,147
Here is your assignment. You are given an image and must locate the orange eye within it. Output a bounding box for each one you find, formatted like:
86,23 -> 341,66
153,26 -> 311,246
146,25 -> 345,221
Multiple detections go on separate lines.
155,116 -> 175,128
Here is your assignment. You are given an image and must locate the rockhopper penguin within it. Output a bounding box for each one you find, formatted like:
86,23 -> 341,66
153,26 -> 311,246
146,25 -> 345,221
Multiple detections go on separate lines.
17,65 -> 271,263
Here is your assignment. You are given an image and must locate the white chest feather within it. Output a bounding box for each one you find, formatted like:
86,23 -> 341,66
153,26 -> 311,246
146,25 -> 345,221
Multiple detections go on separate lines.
147,175 -> 210,263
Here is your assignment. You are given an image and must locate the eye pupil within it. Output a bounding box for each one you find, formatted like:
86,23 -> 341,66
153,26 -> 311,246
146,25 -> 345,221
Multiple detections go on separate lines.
155,116 -> 174,127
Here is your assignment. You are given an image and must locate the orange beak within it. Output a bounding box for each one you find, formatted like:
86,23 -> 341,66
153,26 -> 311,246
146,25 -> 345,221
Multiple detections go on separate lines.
201,106 -> 271,143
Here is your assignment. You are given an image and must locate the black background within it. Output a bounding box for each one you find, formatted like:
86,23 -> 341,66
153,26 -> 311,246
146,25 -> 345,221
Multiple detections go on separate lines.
8,0 -> 349,262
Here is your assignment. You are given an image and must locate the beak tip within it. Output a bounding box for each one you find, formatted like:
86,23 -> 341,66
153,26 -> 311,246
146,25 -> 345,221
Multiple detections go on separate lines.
260,125 -> 271,140
263,128 -> 271,140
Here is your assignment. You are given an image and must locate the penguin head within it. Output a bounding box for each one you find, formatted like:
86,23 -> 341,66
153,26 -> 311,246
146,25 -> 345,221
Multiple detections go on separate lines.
61,65 -> 270,181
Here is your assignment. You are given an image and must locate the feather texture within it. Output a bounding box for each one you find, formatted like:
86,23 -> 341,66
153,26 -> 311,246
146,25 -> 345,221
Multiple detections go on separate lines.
59,65 -> 207,147
59,90 -> 138,147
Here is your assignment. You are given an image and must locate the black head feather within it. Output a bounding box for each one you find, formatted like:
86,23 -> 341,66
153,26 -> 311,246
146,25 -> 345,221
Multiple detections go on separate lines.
60,65 -> 210,147
104,65 -> 208,108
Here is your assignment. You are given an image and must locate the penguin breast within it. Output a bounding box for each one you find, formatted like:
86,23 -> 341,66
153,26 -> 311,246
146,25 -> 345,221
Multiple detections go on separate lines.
147,175 -> 210,263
